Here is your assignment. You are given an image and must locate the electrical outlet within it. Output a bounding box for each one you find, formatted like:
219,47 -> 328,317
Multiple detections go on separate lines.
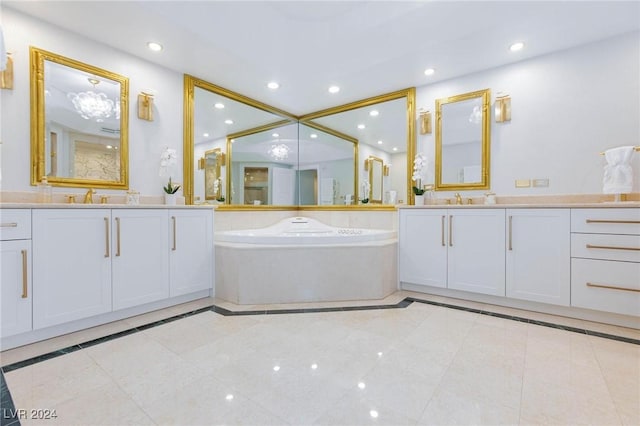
532,178 -> 549,188
515,179 -> 531,188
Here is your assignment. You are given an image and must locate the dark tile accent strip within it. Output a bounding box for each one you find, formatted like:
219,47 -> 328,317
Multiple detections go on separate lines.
405,297 -> 640,345
2,296 -> 638,378
1,370 -> 20,426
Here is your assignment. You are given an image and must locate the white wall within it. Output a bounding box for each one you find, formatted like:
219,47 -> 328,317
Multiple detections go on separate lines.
417,31 -> 640,197
1,8 -> 184,196
2,8 -> 638,199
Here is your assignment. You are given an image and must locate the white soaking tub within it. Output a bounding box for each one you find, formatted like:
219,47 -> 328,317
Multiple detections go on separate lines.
215,217 -> 397,304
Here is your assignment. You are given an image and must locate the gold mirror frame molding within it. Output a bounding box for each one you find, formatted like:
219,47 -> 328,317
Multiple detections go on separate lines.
30,47 -> 130,189
435,88 -> 490,191
183,74 -> 415,210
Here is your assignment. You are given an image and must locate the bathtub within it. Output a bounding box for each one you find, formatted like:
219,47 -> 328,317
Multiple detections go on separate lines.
215,217 -> 398,304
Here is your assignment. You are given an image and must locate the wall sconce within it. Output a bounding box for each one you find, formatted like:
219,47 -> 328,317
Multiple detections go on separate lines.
197,157 -> 205,170
217,152 -> 226,167
419,109 -> 432,134
364,158 -> 370,171
137,92 -> 154,121
1,52 -> 13,90
494,92 -> 511,122
383,165 -> 390,176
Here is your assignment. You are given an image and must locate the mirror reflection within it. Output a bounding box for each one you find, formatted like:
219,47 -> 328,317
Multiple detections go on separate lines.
368,156 -> 384,203
435,89 -> 490,191
203,148 -> 222,201
30,47 -> 129,189
185,75 -> 415,207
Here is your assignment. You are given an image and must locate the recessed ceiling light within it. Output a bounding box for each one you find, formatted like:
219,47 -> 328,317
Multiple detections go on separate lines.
225,394 -> 234,401
509,42 -> 525,52
114,146 -> 118,150
267,82 -> 279,90
358,382 -> 366,390
370,410 -> 379,419
328,85 -> 340,94
377,140 -> 383,145
147,42 -> 163,52
224,119 -> 233,125
272,133 -> 279,137
214,103 -> 225,109
311,363 -> 318,370
273,365 -> 280,372
424,68 -> 435,76
357,124 -> 365,129
369,110 -> 379,117
310,133 -> 318,139
105,145 -> 113,149
203,133 -> 209,137
392,147 -> 398,151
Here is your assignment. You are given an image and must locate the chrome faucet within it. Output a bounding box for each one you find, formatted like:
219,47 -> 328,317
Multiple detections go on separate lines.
84,188 -> 96,204
454,193 -> 462,205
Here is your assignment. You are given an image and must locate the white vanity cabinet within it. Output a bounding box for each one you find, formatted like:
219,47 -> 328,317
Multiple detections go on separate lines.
447,209 -> 506,296
399,208 -> 505,296
505,209 -> 570,306
32,209 -> 112,329
399,209 -> 448,288
111,210 -> 169,310
570,208 -> 640,316
169,209 -> 214,297
1,210 -> 33,338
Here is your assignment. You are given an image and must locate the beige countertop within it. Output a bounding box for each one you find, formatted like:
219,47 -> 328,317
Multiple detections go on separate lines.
398,202 -> 640,209
0,203 -> 216,209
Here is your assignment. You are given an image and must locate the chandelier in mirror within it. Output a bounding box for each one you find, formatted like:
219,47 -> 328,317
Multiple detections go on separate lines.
67,78 -> 119,122
269,143 -> 290,160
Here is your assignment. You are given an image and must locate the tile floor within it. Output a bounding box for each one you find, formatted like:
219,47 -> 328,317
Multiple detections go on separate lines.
1,291 -> 639,425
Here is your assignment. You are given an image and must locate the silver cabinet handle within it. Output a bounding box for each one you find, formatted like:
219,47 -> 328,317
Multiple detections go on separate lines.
104,217 -> 110,258
587,282 -> 640,293
448,215 -> 453,247
586,219 -> 640,224
441,215 -> 445,246
1,222 -> 18,228
115,217 -> 121,257
508,215 -> 513,251
21,249 -> 28,298
172,216 -> 177,251
586,244 -> 640,252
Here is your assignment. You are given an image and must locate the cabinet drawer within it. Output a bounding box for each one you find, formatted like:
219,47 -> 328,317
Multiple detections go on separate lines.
0,209 -> 31,240
571,258 -> 640,316
571,233 -> 640,262
571,208 -> 640,235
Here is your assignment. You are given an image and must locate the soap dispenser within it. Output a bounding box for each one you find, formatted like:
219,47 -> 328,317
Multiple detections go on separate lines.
37,177 -> 52,203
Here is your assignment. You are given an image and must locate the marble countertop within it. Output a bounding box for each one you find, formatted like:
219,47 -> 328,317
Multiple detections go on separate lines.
398,202 -> 640,209
0,203 -> 216,209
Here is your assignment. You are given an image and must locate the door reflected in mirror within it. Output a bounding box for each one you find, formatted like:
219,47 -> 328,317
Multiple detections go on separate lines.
30,47 -> 129,189
435,89 -> 490,191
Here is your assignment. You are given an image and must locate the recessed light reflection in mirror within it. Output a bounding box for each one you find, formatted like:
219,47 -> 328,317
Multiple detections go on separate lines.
358,382 -> 366,390
225,394 -> 234,401
273,365 -> 280,372
311,363 -> 318,370
370,410 -> 379,418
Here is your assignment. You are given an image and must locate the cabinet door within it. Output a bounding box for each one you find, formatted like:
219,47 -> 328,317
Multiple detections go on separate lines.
506,209 -> 570,305
1,240 -> 32,337
169,209 -> 214,297
32,210 -> 112,329
448,209 -> 506,296
399,209 -> 448,288
112,210 -> 169,310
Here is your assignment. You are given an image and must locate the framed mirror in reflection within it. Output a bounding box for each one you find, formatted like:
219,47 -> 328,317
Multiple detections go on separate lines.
435,88 -> 490,191
30,47 -> 129,189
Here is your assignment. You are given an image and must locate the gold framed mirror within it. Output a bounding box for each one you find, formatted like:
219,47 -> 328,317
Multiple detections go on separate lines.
299,88 -> 416,206
435,88 -> 490,191
30,47 -> 129,189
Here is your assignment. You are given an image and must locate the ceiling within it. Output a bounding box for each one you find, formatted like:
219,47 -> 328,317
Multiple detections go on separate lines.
5,1 -> 639,115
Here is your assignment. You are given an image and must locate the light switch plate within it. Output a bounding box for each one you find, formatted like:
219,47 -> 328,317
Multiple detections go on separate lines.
515,179 -> 531,188
533,178 -> 549,187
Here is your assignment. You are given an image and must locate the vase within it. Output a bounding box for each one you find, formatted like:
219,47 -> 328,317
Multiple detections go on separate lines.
164,193 -> 177,205
414,195 -> 425,205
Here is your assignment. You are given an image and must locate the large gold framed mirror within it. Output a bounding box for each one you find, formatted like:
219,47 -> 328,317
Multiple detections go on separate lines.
299,88 -> 416,206
435,88 -> 490,191
30,47 -> 129,189
184,75 -> 415,208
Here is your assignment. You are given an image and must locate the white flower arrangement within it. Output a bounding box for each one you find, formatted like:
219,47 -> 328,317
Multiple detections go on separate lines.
412,153 -> 427,195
